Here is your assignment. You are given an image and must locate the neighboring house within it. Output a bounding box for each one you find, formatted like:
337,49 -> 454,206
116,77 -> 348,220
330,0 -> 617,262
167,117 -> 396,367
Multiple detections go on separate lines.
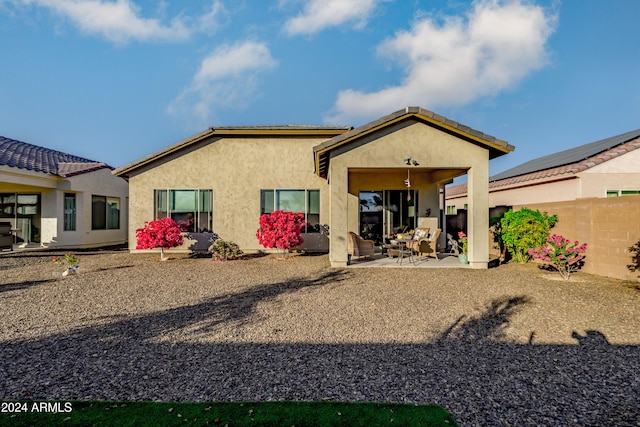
0,136 -> 129,250
445,129 -> 640,281
114,107 -> 513,268
446,128 -> 640,210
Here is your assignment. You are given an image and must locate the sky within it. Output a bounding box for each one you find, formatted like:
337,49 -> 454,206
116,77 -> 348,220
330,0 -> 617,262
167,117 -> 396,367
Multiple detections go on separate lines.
1,0 -> 639,176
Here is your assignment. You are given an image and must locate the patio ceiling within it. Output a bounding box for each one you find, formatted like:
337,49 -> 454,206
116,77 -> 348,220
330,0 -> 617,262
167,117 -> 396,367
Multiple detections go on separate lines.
348,167 -> 468,183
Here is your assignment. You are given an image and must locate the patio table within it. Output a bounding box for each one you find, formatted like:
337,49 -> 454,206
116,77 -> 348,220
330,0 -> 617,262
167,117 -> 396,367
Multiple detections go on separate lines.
389,239 -> 415,265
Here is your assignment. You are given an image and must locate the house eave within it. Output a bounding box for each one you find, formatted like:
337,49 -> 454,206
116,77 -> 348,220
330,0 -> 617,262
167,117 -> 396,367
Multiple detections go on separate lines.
114,126 -> 350,178
313,106 -> 514,178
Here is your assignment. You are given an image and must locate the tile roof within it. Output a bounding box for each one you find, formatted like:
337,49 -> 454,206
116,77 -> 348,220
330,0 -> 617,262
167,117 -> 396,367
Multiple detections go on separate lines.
446,129 -> 640,197
0,136 -> 112,177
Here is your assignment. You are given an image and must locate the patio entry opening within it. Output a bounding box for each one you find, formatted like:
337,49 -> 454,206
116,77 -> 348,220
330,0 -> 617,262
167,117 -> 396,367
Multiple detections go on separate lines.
359,190 -> 418,245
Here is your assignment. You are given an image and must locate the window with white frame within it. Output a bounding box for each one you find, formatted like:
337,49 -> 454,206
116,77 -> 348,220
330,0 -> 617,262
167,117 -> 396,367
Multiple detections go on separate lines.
606,190 -> 640,197
154,189 -> 213,233
260,189 -> 320,233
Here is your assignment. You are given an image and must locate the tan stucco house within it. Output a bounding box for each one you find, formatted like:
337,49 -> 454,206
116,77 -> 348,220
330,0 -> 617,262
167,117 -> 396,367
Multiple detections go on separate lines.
0,136 -> 129,250
114,107 -> 513,268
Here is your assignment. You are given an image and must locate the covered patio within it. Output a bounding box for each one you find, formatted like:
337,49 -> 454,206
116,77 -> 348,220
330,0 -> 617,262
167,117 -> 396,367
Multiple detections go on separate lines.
313,107 -> 514,268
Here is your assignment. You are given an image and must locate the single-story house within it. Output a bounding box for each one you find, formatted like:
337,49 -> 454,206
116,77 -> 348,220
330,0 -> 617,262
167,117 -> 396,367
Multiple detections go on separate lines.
446,128 -> 640,210
114,107 -> 514,268
0,136 -> 129,250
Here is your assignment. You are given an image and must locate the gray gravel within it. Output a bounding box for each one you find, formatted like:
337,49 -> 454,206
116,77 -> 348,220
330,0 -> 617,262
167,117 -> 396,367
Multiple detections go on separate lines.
0,249 -> 639,426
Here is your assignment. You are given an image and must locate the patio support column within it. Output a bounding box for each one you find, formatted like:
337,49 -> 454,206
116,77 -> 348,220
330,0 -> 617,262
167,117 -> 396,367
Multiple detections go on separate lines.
467,165 -> 489,269
329,163 -> 349,267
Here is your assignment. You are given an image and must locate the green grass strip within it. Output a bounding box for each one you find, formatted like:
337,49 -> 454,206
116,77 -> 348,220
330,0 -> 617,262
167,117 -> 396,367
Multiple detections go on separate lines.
1,400 -> 458,427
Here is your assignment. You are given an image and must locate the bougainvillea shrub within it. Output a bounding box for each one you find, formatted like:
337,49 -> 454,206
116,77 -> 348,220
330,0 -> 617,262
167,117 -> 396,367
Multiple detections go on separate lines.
136,217 -> 184,260
256,210 -> 305,256
529,234 -> 588,280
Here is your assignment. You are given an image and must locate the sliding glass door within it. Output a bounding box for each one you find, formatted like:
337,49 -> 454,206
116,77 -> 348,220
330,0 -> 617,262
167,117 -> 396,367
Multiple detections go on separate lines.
359,190 -> 417,244
0,193 -> 41,244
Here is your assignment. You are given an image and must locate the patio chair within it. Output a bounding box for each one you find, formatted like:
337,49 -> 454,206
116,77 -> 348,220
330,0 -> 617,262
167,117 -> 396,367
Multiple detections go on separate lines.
348,231 -> 375,259
415,228 -> 441,261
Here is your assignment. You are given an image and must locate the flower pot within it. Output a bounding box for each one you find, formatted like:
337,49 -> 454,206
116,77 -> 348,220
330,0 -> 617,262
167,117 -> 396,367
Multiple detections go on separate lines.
62,266 -> 78,276
458,254 -> 469,264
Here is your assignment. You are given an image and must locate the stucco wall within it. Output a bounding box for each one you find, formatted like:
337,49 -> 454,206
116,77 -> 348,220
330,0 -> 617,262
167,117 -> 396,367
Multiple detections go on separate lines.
1,167 -> 128,249
126,136 -> 330,253
328,120 -> 490,267
578,148 -> 640,198
54,169 -> 129,248
514,196 -> 640,281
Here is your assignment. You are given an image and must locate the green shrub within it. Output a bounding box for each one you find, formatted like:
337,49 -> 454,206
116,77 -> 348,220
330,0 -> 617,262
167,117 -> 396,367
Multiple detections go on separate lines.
500,208 -> 557,263
209,239 -> 242,261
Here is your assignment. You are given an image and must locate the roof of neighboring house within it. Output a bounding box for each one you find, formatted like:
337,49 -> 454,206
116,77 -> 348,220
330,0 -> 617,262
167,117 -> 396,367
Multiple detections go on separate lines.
114,125 -> 351,178
0,136 -> 112,177
313,106 -> 514,177
490,128 -> 640,182
446,128 -> 640,197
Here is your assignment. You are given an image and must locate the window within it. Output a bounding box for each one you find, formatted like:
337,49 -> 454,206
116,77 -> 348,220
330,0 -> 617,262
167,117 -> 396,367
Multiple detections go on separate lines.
92,195 -> 120,230
607,190 -> 640,197
260,189 -> 321,233
446,205 -> 457,215
64,193 -> 76,231
154,189 -> 213,233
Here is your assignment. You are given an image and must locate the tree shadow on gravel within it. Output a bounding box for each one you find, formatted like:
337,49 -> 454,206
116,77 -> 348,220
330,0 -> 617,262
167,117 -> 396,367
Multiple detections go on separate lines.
0,278 -> 57,293
0,283 -> 638,426
437,295 -> 530,343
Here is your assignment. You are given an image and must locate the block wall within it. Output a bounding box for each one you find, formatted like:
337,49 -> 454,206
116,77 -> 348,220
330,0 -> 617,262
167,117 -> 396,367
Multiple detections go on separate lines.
514,196 -> 640,281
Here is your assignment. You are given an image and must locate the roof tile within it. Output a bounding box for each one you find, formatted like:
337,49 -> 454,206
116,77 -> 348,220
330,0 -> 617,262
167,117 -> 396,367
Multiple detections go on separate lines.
0,136 -> 112,177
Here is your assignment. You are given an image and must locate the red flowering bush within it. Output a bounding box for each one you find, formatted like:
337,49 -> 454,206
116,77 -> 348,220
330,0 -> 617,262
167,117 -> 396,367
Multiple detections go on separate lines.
528,234 -> 588,280
256,210 -> 305,256
136,217 -> 184,260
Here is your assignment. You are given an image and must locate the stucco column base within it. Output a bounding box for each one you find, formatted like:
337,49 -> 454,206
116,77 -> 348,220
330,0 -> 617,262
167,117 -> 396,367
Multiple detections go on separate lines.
469,261 -> 488,269
330,260 -> 349,268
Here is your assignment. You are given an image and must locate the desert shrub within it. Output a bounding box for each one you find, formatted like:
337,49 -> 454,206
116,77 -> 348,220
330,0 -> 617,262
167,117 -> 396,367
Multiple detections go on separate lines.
501,208 -> 557,263
209,239 -> 242,261
529,234 -> 588,280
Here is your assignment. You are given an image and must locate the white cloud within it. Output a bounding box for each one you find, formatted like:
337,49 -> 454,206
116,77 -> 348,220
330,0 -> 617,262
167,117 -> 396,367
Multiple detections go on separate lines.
8,0 -> 225,43
283,0 -> 385,36
167,41 -> 278,127
324,0 -> 557,125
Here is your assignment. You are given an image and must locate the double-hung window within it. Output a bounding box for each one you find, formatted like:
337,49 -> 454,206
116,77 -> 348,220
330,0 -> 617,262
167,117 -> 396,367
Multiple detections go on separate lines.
154,189 -> 213,233
260,189 -> 320,233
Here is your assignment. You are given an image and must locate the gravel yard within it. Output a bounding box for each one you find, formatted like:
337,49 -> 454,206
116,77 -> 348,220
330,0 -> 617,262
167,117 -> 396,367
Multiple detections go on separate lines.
1,249 -> 639,426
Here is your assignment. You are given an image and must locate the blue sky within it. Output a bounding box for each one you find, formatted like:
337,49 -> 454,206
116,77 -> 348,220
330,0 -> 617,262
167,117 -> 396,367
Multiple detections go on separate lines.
1,0 -> 639,176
